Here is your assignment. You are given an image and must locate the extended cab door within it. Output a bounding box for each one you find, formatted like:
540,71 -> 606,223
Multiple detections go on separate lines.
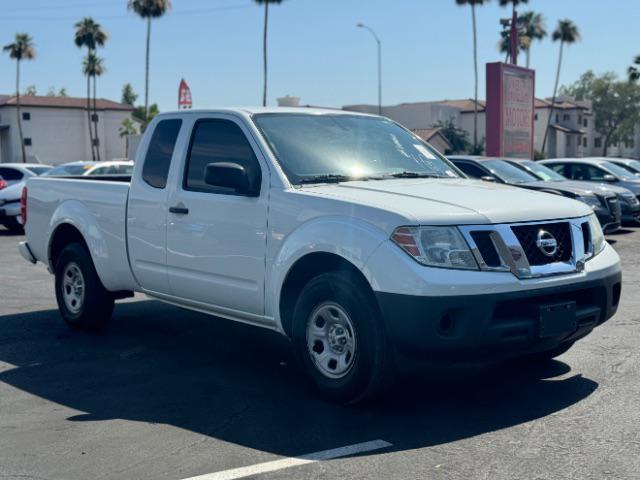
127,117 -> 184,294
165,115 -> 269,317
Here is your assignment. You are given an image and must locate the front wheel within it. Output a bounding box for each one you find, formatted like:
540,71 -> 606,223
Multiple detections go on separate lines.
54,243 -> 114,330
292,272 -> 394,403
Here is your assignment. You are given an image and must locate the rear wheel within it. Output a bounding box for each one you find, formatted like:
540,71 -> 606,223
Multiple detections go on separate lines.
54,243 -> 114,330
292,272 -> 394,403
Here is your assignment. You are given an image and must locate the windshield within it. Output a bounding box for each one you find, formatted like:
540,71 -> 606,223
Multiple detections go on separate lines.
520,160 -> 566,181
26,166 -> 52,176
602,161 -> 639,180
253,114 -> 461,184
615,161 -> 640,175
43,164 -> 92,176
484,159 -> 538,184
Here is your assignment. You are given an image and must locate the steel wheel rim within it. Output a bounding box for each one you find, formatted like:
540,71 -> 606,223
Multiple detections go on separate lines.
306,302 -> 357,379
62,262 -> 85,314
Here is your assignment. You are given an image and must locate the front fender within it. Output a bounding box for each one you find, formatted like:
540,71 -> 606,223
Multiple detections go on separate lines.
267,216 -> 388,329
48,200 -> 137,292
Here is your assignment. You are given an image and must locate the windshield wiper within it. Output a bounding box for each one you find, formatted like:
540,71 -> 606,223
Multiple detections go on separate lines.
388,171 -> 444,178
298,174 -> 354,184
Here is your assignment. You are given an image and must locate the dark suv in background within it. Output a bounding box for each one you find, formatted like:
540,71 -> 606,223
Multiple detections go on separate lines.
541,158 -> 640,225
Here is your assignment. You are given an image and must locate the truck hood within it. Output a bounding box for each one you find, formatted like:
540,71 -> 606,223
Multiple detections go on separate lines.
298,178 -> 592,225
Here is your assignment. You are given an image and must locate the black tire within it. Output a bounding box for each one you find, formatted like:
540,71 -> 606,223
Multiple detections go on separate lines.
523,341 -> 575,363
2,218 -> 24,233
54,242 -> 114,330
292,272 -> 394,403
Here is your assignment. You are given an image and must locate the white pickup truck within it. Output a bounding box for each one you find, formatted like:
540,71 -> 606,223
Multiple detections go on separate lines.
19,108 -> 622,403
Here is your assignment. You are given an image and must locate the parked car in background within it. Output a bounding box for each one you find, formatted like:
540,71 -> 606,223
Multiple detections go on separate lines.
0,163 -> 52,187
600,157 -> 640,177
448,156 -> 622,232
19,108 -> 622,402
0,164 -> 52,232
504,158 -> 624,233
541,158 -> 640,224
43,160 -> 134,177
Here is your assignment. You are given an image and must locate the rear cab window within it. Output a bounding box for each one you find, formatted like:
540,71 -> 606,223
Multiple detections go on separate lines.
142,119 -> 182,189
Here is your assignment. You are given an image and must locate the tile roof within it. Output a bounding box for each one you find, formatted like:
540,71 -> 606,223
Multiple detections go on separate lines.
0,94 -> 133,111
411,127 -> 452,148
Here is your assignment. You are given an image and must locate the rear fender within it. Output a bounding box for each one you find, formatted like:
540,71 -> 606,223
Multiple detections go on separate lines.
47,200 -> 138,291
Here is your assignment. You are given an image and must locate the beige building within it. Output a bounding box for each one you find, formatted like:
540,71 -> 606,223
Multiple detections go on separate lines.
0,95 -> 135,165
344,97 -> 640,159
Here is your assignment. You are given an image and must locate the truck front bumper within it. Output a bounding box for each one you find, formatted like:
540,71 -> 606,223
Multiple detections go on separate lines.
375,270 -> 621,365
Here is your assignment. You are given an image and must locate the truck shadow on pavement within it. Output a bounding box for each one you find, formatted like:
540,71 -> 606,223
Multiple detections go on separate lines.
0,300 -> 598,458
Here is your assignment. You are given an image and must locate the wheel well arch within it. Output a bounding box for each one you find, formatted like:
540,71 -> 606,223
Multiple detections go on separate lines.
279,252 -> 375,338
48,223 -> 89,270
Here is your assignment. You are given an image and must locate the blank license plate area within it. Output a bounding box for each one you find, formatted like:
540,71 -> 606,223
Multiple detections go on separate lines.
539,301 -> 577,338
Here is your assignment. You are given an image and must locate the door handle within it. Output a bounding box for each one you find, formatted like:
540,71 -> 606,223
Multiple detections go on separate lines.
169,206 -> 189,215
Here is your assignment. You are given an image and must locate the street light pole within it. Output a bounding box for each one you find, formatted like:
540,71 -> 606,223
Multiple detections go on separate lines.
357,23 -> 382,115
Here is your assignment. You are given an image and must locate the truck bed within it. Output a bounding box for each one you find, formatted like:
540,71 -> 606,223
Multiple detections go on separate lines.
25,176 -> 137,292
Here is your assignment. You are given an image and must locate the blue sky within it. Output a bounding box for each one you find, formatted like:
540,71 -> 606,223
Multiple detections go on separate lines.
1,0 -> 638,111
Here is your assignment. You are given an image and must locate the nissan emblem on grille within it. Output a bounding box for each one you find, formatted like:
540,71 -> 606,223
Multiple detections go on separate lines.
536,230 -> 558,257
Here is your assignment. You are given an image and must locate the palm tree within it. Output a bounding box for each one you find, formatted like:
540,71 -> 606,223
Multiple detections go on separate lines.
541,19 -> 580,154
628,55 -> 640,82
3,33 -> 35,164
498,24 -> 529,63
455,0 -> 489,151
127,0 -> 171,127
520,11 -> 547,68
74,17 -> 108,161
254,0 -> 284,107
86,55 -> 106,162
498,0 -> 529,14
119,118 -> 138,159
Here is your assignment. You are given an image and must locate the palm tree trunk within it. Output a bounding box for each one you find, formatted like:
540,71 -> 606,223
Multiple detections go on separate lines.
15,60 -> 27,164
144,16 -> 151,127
526,48 -> 530,69
471,4 -> 478,150
92,75 -> 101,161
541,41 -> 564,156
262,2 -> 269,107
87,73 -> 95,161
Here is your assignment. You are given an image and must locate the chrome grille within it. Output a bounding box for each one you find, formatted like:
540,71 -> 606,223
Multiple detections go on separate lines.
511,222 -> 572,266
459,216 -> 591,279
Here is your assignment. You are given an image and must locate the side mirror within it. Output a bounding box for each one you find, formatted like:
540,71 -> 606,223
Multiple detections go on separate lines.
204,162 -> 256,196
480,175 -> 497,183
603,174 -> 617,183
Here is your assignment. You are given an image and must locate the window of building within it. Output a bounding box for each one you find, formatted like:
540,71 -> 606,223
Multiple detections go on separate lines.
583,118 -> 588,127
141,119 -> 182,189
565,135 -> 571,147
583,137 -> 587,147
555,114 -> 559,122
184,119 -> 261,196
24,138 -> 32,146
595,137 -> 602,148
22,112 -> 31,121
563,114 -> 570,121
534,113 -> 538,121
578,115 -> 582,124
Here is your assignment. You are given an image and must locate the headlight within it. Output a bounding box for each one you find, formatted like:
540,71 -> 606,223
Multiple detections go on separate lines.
391,226 -> 479,270
576,194 -> 602,210
588,214 -> 605,258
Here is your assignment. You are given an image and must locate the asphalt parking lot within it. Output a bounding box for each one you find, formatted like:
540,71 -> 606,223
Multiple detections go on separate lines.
1,226 -> 639,480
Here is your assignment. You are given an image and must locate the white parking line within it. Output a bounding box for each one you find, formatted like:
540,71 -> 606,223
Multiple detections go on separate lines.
180,439 -> 393,480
